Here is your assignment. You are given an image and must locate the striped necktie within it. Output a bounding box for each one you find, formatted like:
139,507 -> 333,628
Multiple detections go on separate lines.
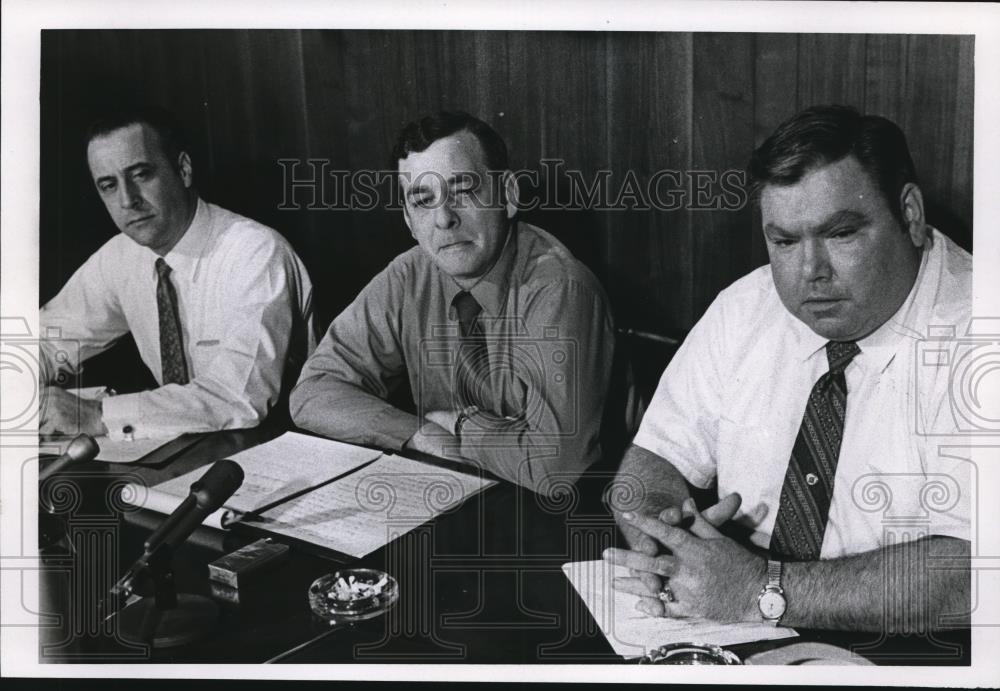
156,258 -> 190,385
452,290 -> 490,410
769,340 -> 860,561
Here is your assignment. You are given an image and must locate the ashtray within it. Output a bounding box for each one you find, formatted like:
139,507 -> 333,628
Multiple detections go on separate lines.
308,568 -> 399,624
639,642 -> 742,665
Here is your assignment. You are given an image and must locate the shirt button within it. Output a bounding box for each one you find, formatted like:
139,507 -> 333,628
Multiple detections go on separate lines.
805,473 -> 819,486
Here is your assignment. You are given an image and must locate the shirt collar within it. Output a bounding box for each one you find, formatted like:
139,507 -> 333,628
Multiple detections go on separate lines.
793,227 -> 938,374
151,197 -> 210,282
442,221 -> 518,317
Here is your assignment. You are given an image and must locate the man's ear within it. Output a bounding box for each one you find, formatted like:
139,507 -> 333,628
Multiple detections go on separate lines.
899,182 -> 927,247
502,170 -> 519,221
178,151 -> 194,189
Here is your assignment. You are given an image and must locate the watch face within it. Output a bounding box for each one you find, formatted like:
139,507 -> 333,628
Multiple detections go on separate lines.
758,590 -> 786,619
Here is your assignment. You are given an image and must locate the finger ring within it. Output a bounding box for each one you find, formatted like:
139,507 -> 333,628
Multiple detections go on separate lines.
658,580 -> 677,603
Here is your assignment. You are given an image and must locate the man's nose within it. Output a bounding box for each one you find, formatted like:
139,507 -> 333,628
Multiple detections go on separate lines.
802,238 -> 832,282
117,179 -> 142,209
434,199 -> 459,230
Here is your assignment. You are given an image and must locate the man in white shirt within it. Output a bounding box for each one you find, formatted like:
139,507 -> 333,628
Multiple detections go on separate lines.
39,106 -> 315,440
605,105 -> 971,632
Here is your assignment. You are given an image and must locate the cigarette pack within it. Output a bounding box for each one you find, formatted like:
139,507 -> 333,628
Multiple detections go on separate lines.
208,537 -> 289,588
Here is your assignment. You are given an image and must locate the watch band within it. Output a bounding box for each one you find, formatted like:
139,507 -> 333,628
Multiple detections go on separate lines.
758,559 -> 786,626
767,559 -> 782,587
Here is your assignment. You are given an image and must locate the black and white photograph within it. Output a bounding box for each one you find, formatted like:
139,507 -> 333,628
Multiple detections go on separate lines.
1,0 -> 999,686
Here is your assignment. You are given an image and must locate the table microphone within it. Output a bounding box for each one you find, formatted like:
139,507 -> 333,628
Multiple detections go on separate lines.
112,459 -> 244,649
141,459 -> 245,556
39,434 -> 99,482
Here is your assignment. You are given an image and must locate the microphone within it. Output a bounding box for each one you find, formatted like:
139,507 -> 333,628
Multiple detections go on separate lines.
39,434 -> 100,482
110,459 -> 244,647
112,459 -> 244,600
142,459 -> 245,555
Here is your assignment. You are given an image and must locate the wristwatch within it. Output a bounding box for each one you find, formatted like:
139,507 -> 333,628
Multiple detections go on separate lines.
454,405 -> 479,438
757,559 -> 786,625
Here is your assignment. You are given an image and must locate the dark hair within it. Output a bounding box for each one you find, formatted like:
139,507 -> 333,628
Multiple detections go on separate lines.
391,111 -> 509,171
85,105 -> 191,172
747,105 -> 917,227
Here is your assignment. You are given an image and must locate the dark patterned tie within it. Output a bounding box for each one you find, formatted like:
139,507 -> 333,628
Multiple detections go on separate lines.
156,258 -> 189,385
769,340 -> 861,561
452,290 -> 490,410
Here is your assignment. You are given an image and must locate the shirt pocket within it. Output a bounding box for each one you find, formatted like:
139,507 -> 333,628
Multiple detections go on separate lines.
187,336 -> 223,378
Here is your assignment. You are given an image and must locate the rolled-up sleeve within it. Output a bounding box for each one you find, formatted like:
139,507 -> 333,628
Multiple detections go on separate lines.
290,266 -> 419,450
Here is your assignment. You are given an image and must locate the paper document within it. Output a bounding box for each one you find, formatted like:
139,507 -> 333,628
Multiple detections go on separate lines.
563,560 -> 797,659
121,432 -> 385,529
243,455 -> 496,558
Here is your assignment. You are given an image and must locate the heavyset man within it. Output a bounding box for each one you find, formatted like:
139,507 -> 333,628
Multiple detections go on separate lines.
606,105 -> 971,631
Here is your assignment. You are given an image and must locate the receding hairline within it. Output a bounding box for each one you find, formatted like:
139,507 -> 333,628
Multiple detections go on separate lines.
85,121 -> 180,171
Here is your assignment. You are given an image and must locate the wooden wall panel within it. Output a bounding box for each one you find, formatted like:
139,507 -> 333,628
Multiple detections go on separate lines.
605,33 -> 693,332
797,34 -> 867,109
691,33 -> 755,316
40,30 -> 975,337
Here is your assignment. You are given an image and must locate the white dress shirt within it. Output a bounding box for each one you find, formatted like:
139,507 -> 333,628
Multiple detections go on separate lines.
634,228 -> 972,558
41,198 -> 316,440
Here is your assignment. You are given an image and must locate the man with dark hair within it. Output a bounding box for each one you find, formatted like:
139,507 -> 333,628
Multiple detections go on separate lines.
40,105 -> 316,439
605,105 -> 971,632
291,111 -> 615,496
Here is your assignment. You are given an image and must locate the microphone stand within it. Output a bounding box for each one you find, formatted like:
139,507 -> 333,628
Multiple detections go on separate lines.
112,541 -> 219,648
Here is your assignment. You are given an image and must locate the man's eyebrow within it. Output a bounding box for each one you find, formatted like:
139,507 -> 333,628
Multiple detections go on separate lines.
445,172 -> 478,186
94,162 -> 152,183
817,209 -> 869,232
764,210 -> 870,236
405,185 -> 431,199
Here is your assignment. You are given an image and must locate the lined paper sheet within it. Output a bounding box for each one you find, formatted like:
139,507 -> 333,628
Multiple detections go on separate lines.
243,455 -> 496,557
563,559 -> 797,659
121,432 -> 384,527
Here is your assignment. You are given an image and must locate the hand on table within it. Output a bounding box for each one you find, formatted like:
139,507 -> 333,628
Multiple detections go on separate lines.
424,409 -> 459,436
404,411 -> 459,459
39,386 -> 107,437
606,493 -> 766,622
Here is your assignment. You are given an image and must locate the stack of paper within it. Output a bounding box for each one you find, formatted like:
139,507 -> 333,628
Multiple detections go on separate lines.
121,432 -> 384,529
122,431 -> 495,557
243,455 -> 495,558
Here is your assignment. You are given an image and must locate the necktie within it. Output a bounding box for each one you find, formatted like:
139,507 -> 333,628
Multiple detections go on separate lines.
156,258 -> 189,385
452,290 -> 490,410
769,340 -> 861,561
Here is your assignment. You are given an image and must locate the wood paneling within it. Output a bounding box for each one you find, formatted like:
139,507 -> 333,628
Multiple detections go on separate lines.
40,30 -> 974,335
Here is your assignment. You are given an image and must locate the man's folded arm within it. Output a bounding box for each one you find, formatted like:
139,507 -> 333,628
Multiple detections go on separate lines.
290,269 -> 417,450
456,280 -> 614,494
101,244 -> 311,439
